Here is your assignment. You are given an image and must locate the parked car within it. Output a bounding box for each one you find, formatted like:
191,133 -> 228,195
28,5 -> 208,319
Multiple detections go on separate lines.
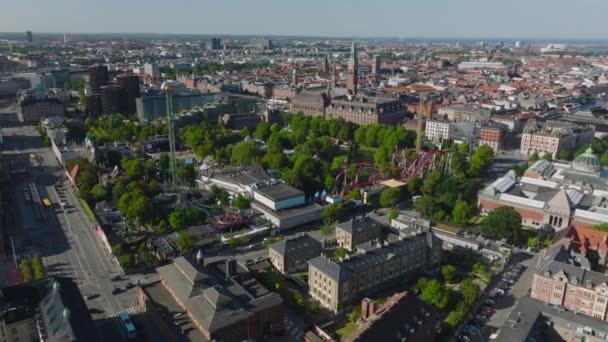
111,275 -> 122,281
485,299 -> 496,305
111,287 -> 121,295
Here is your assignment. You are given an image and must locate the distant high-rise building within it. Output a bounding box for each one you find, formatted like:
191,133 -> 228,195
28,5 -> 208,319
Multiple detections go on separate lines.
347,42 -> 359,95
99,84 -> 123,115
515,40 -> 522,48
208,37 -> 221,50
25,31 -> 33,43
88,65 -> 109,92
372,55 -> 382,75
253,39 -> 273,50
144,63 -> 159,78
116,74 -> 141,115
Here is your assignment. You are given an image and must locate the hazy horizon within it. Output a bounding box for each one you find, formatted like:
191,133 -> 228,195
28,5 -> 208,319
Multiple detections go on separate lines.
1,0 -> 608,40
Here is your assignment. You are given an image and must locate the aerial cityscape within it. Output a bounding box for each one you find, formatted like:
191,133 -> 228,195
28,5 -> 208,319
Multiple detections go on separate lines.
1,2 -> 608,342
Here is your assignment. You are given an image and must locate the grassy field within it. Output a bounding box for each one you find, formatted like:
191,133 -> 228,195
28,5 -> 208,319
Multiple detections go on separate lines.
336,322 -> 357,338
435,222 -> 462,234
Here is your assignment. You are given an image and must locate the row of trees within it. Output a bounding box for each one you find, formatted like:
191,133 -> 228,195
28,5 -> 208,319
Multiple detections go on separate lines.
86,113 -> 162,145
18,255 -> 45,283
413,144 -> 493,226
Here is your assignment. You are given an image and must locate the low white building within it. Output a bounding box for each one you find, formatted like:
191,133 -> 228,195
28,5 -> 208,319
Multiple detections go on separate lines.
425,120 -> 453,142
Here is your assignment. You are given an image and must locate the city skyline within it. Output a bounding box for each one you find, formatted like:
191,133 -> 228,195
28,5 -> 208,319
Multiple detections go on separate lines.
2,0 -> 608,39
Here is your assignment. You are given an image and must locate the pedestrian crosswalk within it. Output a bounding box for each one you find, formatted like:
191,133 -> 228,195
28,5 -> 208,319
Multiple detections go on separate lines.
107,305 -> 139,318
283,318 -> 303,341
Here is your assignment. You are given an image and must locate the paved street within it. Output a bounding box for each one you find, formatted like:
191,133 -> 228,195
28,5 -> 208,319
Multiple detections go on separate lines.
478,251 -> 539,340
0,107 -> 141,340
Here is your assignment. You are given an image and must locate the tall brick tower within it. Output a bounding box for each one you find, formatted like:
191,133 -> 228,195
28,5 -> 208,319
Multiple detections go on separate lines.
346,42 -> 358,95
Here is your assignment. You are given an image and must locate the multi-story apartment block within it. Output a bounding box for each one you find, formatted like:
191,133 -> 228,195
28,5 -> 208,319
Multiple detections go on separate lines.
16,88 -> 65,123
531,242 -> 608,321
154,256 -> 284,341
520,119 -> 595,159
307,232 -> 441,313
268,234 -> 322,274
425,120 -> 453,142
335,217 -> 385,251
479,124 -> 506,152
437,104 -> 492,122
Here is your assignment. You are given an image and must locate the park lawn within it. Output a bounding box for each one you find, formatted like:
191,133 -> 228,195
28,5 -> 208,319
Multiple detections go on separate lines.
435,222 -> 461,234
336,322 -> 357,338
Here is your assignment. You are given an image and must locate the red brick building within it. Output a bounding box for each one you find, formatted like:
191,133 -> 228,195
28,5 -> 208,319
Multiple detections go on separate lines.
150,257 -> 284,341
479,124 -> 506,152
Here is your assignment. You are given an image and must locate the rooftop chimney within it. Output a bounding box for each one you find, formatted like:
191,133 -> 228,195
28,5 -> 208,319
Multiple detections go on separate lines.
225,257 -> 237,278
361,298 -> 375,320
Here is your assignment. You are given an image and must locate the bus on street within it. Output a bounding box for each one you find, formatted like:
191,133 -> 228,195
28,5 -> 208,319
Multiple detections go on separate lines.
118,311 -> 136,340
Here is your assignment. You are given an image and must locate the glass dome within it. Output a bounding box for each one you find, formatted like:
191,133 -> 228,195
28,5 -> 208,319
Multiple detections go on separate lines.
571,147 -> 602,174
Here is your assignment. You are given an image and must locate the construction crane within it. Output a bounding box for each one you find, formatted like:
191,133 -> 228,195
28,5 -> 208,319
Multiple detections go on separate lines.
163,82 -> 177,190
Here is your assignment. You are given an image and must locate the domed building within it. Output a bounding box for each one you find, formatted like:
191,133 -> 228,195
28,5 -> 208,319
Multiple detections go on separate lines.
479,145 -> 608,233
559,147 -> 608,190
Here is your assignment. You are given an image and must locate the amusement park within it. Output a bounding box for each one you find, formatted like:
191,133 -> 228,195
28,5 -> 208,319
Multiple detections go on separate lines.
329,147 -> 456,198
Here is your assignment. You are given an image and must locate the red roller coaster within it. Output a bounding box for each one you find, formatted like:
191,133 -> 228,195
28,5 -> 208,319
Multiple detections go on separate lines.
332,149 -> 454,195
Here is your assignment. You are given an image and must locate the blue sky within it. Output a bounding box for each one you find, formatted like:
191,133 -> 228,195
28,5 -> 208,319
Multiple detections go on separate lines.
2,0 -> 607,39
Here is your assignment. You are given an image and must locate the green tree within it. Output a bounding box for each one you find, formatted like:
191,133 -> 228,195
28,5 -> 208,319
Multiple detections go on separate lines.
90,184 -> 109,202
527,236 -> 539,248
389,208 -> 400,221
32,255 -> 45,281
529,151 -> 539,162
112,179 -> 127,202
233,195 -> 251,210
240,127 -> 251,139
333,248 -> 347,261
446,302 -> 468,327
418,278 -> 449,309
156,219 -> 169,234
542,152 -> 553,161
461,278 -> 482,306
422,170 -> 443,195
117,254 -> 133,269
231,141 -> 261,166
261,152 -> 287,169
480,206 -> 522,243
176,231 -> 198,253
254,122 -> 271,141
379,187 -> 403,207
348,306 -> 361,323
19,258 -> 33,283
472,261 -> 487,275
169,210 -> 187,230
121,158 -> 146,180
451,200 -> 470,226
321,222 -> 336,236
468,145 -> 494,176
442,264 -> 456,283
321,203 -> 349,224
557,150 -> 572,160
407,176 -> 422,196
177,163 -> 196,186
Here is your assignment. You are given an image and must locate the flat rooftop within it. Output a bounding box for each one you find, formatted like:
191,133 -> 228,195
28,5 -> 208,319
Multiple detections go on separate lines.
142,281 -> 208,342
254,182 -> 304,202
